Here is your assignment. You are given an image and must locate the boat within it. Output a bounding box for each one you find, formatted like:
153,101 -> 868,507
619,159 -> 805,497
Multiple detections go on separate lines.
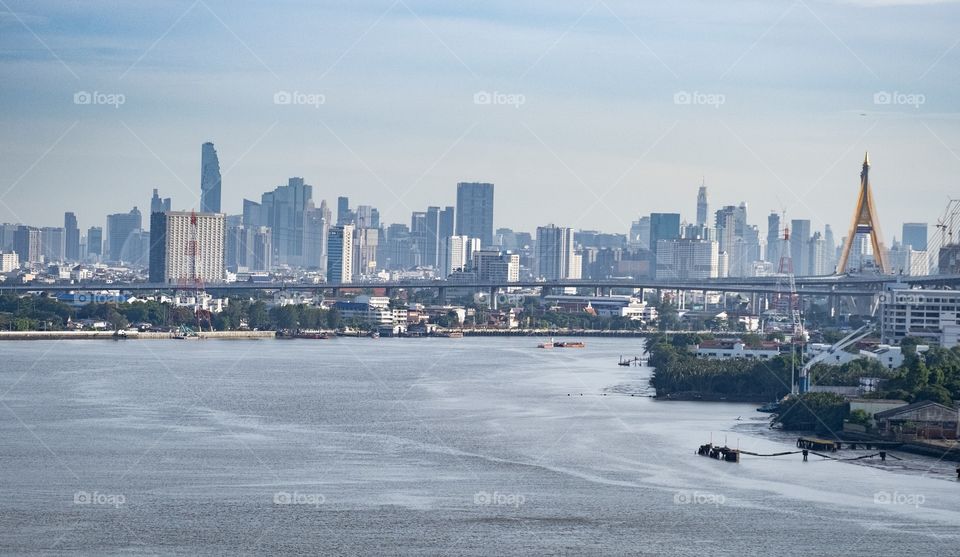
554,341 -> 585,348
757,401 -> 781,413
368,330 -> 380,339
537,338 -> 555,349
296,331 -> 329,339
439,330 -> 463,338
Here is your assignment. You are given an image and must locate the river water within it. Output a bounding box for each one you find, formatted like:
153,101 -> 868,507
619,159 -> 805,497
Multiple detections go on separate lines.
0,337 -> 957,555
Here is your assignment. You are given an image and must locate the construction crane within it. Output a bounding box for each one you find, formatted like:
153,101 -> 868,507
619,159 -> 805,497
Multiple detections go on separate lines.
798,323 -> 873,394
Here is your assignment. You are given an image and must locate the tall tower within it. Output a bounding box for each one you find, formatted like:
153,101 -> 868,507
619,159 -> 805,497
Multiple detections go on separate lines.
696,182 -> 708,226
836,152 -> 889,274
200,142 -> 222,213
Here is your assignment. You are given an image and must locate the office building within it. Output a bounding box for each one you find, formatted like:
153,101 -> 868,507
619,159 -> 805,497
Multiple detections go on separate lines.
40,227 -> 65,262
150,188 -> 172,215
473,249 -> 520,282
260,177 -> 313,266
655,238 -> 719,280
696,184 -> 708,226
303,200 -> 331,270
200,142 -> 221,213
64,212 -> 80,261
535,224 -> 576,280
87,226 -> 102,257
106,207 -> 142,263
790,219 -> 811,276
881,286 -> 960,347
456,182 -> 494,247
149,211 -> 226,284
327,224 -> 354,283
13,226 -> 41,264
902,223 -> 928,251
767,212 -> 781,266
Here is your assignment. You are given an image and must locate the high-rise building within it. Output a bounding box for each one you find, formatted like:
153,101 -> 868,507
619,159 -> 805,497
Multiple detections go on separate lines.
383,224 -> 414,271
696,184 -> 708,226
200,142 -> 222,214
808,231 -> 828,276
456,182 -> 494,247
249,226 -> 272,272
0,251 -> 18,272
767,212 -> 781,265
0,223 -> 17,252
353,226 -> 379,277
303,200 -> 331,270
150,188 -> 172,215
64,212 -> 80,261
106,207 -> 142,263
649,213 -> 681,263
790,219 -> 811,276
12,226 -> 41,264
629,216 -> 651,249
902,223 -> 928,251
445,235 -> 470,277
149,211 -> 226,284
655,238 -> 719,280
473,249 -> 520,282
260,177 -> 313,266
87,226 -> 102,257
535,224 -> 576,280
40,227 -> 65,262
327,225 -> 354,283
355,205 -> 379,229
337,196 -> 354,226
242,199 -> 261,227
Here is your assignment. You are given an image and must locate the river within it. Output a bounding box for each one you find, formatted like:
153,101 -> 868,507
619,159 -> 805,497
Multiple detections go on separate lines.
0,337 -> 957,555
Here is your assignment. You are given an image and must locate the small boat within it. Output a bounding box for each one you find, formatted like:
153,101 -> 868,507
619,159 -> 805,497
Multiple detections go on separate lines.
757,401 -> 781,413
368,330 -> 380,339
618,356 -> 632,366
537,338 -> 555,349
296,331 -> 329,339
440,330 -> 463,338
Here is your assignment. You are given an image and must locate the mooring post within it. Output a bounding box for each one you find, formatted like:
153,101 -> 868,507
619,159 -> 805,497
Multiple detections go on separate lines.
802,449 -> 808,462
879,451 -> 886,462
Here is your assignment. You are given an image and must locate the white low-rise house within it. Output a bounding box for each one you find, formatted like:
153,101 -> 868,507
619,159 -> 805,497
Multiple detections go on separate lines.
693,339 -> 781,360
858,344 -> 928,369
806,343 -> 861,366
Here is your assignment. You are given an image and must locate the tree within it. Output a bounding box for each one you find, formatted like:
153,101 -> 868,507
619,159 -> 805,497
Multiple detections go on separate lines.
773,393 -> 848,433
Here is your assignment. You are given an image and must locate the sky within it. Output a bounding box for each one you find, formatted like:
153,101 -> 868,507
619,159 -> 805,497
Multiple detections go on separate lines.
0,0 -> 958,242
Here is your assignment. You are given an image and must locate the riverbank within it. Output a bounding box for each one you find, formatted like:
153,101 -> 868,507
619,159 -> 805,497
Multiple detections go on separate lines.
0,330 -> 277,340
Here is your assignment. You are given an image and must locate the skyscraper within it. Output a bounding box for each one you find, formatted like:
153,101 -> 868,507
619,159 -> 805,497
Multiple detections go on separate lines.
200,142 -> 222,213
535,224 -> 576,280
790,219 -> 811,276
64,212 -> 80,261
106,207 -> 142,263
337,196 -> 354,225
87,226 -> 102,257
767,212 -> 781,266
40,227 -> 65,262
696,184 -> 708,226
456,182 -> 494,247
303,200 -> 331,270
649,213 -> 681,261
12,226 -> 41,264
902,223 -> 928,251
149,211 -> 226,284
150,188 -> 172,215
327,224 -> 354,283
260,177 -> 313,266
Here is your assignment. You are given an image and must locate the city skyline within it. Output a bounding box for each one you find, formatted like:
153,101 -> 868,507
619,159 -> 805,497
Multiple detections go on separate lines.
0,1 -> 957,235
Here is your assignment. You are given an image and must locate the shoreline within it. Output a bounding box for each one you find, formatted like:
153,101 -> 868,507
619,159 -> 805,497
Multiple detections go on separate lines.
0,330 -> 277,340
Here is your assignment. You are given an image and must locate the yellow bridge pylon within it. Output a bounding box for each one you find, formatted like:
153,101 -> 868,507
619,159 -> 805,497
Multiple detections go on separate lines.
836,152 -> 889,274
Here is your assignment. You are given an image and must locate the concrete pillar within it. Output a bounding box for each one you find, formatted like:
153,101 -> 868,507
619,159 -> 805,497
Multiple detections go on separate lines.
438,287 -> 446,305
489,287 -> 498,310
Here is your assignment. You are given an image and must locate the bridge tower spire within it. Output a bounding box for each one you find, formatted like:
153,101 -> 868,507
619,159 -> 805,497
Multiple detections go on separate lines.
836,152 -> 889,274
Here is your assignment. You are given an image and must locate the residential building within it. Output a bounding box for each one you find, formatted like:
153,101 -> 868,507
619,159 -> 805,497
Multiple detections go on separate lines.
535,224 -> 576,280
655,238 -> 719,280
149,211 -> 226,284
106,207 -> 142,263
880,286 -> 960,346
327,224 -> 354,283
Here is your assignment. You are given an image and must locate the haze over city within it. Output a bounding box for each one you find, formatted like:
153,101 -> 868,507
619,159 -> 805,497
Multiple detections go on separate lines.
2,0 -> 959,234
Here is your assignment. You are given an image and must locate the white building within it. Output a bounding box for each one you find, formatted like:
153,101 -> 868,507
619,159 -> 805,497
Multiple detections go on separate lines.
0,251 -> 18,272
655,238 -> 719,280
446,235 -> 470,277
148,211 -> 226,284
473,249 -> 520,282
694,339 -> 781,360
880,285 -> 960,347
535,225 -> 576,280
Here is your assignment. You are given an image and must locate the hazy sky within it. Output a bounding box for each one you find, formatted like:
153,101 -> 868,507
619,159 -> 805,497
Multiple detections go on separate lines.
1,0 -> 958,241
